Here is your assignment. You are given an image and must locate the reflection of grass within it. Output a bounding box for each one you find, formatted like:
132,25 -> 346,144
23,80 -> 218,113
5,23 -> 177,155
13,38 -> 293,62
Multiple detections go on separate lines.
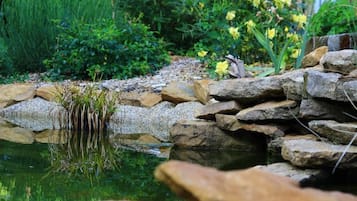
45,130 -> 121,184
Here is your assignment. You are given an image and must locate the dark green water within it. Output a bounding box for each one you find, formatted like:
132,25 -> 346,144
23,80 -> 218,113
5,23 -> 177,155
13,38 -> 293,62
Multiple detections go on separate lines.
0,140 -> 356,201
0,140 -> 179,201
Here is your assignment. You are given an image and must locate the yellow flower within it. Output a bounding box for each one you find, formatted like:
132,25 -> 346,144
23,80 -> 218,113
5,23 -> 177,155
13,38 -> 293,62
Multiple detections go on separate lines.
197,50 -> 208,57
266,28 -> 276,40
198,2 -> 204,9
215,61 -> 229,77
226,11 -> 236,21
291,49 -> 301,58
251,0 -> 261,8
245,20 -> 256,33
284,26 -> 289,32
228,27 -> 240,40
292,14 -> 307,28
287,33 -> 300,42
274,0 -> 291,9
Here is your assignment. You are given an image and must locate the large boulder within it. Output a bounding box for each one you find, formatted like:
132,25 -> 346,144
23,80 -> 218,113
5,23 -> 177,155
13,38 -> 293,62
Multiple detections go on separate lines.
208,76 -> 284,102
195,100 -> 242,120
155,160 -> 357,201
309,120 -> 357,145
236,100 -> 299,121
109,101 -> 203,141
139,92 -> 162,107
0,97 -> 68,131
0,83 -> 36,108
282,139 -> 357,168
169,119 -> 263,150
36,84 -> 60,102
321,49 -> 357,75
161,82 -> 198,104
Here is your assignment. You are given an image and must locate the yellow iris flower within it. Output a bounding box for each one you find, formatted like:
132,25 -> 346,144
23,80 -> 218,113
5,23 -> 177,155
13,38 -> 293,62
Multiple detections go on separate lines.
197,50 -> 208,57
245,20 -> 256,33
228,27 -> 240,40
292,14 -> 307,28
266,28 -> 276,40
215,61 -> 229,77
226,11 -> 236,21
291,49 -> 301,58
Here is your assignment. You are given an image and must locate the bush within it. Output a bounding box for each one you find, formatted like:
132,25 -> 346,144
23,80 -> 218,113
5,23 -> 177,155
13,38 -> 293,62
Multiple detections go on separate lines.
44,19 -> 170,80
309,0 -> 357,36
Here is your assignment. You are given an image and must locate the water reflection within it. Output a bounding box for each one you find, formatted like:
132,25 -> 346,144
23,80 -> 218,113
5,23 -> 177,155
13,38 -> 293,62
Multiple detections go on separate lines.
46,130 -> 121,182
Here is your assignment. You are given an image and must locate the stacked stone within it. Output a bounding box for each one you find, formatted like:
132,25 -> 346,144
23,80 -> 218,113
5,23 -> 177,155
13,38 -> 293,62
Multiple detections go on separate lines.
170,48 -> 357,172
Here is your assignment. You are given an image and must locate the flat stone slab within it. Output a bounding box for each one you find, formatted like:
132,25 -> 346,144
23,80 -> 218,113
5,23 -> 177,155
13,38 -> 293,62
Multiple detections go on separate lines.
282,139 -> 357,168
254,162 -> 327,184
208,76 -> 284,102
236,100 -> 299,121
0,126 -> 34,144
321,49 -> 357,75
309,120 -> 357,145
196,100 -> 242,120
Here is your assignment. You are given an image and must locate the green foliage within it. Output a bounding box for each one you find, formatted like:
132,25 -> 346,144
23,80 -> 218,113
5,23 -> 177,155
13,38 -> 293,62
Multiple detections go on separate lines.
192,0 -> 307,77
0,37 -> 13,76
309,0 -> 357,36
44,20 -> 169,80
0,0 -> 115,74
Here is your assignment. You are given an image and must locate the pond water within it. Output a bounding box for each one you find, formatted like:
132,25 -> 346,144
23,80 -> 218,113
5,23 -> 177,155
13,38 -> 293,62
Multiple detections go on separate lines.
0,139 -> 356,201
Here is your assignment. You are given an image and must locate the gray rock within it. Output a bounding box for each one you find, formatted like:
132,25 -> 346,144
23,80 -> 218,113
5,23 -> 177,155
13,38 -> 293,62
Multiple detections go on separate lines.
282,139 -> 357,168
0,97 -> 68,131
196,100 -> 242,120
236,100 -> 299,121
305,70 -> 342,100
215,114 -> 243,131
170,119 -> 262,150
321,49 -> 357,75
299,99 -> 353,121
336,79 -> 357,101
309,120 -> 357,145
208,76 -> 284,102
280,69 -> 306,100
254,162 -> 327,184
109,101 -> 203,141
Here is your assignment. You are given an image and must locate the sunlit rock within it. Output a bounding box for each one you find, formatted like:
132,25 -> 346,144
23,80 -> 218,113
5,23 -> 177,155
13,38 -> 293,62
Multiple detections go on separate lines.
282,139 -> 357,168
236,100 -> 299,121
0,83 -> 36,108
195,100 -> 242,120
0,126 -> 34,144
161,82 -> 198,104
155,160 -> 357,201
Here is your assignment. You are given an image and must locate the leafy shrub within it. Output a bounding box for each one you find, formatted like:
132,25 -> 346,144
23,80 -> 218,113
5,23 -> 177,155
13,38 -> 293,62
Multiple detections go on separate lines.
44,19 -> 170,80
309,0 -> 357,36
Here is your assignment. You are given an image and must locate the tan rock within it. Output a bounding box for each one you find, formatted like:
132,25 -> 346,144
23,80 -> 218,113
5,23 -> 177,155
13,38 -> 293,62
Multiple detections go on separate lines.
196,100 -> 242,120
118,91 -> 141,106
193,80 -> 213,104
36,85 -> 61,101
155,160 -> 357,201
215,114 -> 243,131
240,123 -> 286,137
35,130 -> 68,144
139,92 -> 162,107
161,82 -> 198,104
0,84 -> 36,108
0,126 -> 34,144
170,119 -> 261,150
302,46 -> 328,68
236,100 -> 299,121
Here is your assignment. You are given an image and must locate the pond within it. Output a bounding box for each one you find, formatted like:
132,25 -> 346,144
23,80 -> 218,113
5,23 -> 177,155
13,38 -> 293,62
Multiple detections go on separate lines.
0,137 -> 356,201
